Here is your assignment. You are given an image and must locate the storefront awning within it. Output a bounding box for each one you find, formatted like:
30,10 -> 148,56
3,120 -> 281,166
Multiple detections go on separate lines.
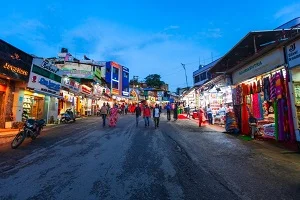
210,29 -> 300,74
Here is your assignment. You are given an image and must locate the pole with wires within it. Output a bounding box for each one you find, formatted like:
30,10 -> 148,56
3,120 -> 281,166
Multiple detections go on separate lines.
181,63 -> 188,88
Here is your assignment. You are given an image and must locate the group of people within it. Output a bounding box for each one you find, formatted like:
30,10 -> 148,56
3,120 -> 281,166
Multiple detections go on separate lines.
99,103 -> 119,127
134,104 -> 161,128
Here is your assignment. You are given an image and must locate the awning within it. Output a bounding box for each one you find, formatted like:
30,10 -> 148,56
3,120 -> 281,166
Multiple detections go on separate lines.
210,29 -> 300,74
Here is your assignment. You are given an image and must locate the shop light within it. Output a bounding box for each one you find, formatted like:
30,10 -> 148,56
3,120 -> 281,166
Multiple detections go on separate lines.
33,93 -> 38,96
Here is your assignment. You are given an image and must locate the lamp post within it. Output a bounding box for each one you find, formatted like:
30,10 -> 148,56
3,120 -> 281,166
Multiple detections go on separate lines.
181,63 -> 188,88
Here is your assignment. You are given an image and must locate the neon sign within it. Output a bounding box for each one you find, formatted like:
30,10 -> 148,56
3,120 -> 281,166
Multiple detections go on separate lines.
3,62 -> 28,76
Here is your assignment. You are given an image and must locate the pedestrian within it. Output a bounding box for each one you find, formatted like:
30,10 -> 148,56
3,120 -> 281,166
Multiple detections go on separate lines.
186,105 -> 191,119
109,104 -> 119,127
198,107 -> 207,127
173,103 -> 178,121
134,104 -> 142,127
143,104 -> 151,127
153,104 -> 161,129
166,103 -> 171,121
100,103 -> 108,127
206,104 -> 213,124
125,103 -> 128,115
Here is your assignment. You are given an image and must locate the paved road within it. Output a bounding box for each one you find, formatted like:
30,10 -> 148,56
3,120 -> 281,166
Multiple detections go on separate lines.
0,114 -> 300,200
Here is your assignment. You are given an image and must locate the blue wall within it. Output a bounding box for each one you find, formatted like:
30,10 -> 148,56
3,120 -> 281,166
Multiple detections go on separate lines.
121,66 -> 129,97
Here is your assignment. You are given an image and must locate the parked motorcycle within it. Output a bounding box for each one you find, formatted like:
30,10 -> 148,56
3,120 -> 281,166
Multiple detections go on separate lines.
60,109 -> 76,123
11,119 -> 46,149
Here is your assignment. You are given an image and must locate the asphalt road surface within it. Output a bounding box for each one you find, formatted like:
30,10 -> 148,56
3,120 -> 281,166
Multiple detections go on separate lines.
0,114 -> 300,200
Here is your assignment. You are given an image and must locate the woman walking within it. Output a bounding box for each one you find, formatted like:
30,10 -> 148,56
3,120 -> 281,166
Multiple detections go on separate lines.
109,104 -> 119,127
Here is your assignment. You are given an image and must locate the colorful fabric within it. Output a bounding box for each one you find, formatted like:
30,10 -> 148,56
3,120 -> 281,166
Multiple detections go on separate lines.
241,96 -> 250,135
277,99 -> 285,141
258,94 -> 264,119
109,107 -> 119,127
285,70 -> 296,142
252,93 -> 260,119
236,85 -> 243,104
274,101 -> 278,140
263,77 -> 270,101
270,75 -> 276,101
257,80 -> 261,93
275,72 -> 284,99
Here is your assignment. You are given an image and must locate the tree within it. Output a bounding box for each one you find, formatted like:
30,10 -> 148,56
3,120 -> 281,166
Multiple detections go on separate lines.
129,78 -> 139,86
144,74 -> 165,88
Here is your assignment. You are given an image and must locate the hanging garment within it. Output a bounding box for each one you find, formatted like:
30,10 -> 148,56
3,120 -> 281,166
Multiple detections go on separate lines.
232,88 -> 237,105
275,72 -> 283,100
241,96 -> 250,135
285,70 -> 296,142
253,82 -> 257,94
257,80 -> 261,93
263,77 -> 270,101
250,83 -> 253,94
270,75 -> 277,101
236,85 -> 243,105
274,101 -> 279,140
252,93 -> 261,119
258,94 -> 264,119
277,99 -> 285,141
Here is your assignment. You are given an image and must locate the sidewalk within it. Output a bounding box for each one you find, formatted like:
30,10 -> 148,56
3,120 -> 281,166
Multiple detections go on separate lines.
180,114 -> 299,153
0,117 -> 88,145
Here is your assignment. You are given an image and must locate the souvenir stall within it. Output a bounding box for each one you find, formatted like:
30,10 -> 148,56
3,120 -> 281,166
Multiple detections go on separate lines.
231,48 -> 294,141
199,75 -> 233,127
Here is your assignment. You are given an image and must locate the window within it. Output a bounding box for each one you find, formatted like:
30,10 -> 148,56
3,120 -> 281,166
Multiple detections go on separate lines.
113,67 -> 119,75
32,65 -> 61,83
124,72 -> 128,78
194,75 -> 200,83
112,81 -> 119,89
200,72 -> 207,81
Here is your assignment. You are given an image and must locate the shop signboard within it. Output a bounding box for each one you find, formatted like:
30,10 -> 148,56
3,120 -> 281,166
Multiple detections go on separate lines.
27,73 -> 61,96
122,91 -> 129,96
60,62 -> 93,71
62,77 -> 80,93
232,49 -> 285,84
61,70 -> 93,79
80,85 -> 92,95
33,58 -> 63,76
286,39 -> 300,69
93,85 -> 103,96
0,40 -> 33,81
94,67 -> 102,80
112,88 -> 119,95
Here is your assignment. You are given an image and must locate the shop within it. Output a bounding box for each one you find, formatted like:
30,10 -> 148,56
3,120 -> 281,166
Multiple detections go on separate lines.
26,58 -> 62,123
231,48 -> 295,141
78,84 -> 93,116
59,76 -> 80,115
0,40 -> 33,128
198,75 -> 233,126
286,37 -> 300,145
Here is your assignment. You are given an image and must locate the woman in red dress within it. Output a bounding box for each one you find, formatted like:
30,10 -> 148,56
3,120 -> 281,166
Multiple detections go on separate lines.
109,104 -> 119,127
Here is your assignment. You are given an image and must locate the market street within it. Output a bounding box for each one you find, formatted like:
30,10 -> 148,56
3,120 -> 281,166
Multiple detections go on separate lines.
0,114 -> 300,200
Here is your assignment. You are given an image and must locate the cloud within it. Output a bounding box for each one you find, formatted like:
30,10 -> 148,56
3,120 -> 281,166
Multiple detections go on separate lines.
164,25 -> 180,31
197,28 -> 222,39
60,18 -> 215,90
0,17 -> 215,91
274,3 -> 300,19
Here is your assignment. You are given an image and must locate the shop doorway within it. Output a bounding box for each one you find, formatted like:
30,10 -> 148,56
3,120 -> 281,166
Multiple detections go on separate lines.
23,95 -> 45,120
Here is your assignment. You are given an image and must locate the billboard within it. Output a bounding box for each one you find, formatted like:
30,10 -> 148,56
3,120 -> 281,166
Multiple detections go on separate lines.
122,66 -> 129,97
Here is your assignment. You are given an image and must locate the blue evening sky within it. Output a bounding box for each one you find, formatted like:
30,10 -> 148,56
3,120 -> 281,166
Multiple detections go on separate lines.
1,0 -> 299,91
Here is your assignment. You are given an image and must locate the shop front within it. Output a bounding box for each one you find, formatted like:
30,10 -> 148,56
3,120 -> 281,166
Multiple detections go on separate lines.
285,37 -> 300,146
59,77 -> 80,115
26,58 -> 62,123
78,85 -> 93,116
231,48 -> 295,141
0,40 -> 33,128
198,75 -> 233,126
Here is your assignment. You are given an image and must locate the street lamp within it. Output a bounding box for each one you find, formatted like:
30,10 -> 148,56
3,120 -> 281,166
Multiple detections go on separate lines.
181,63 -> 189,88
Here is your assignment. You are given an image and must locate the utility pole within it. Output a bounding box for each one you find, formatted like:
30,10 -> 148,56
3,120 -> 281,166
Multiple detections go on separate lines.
181,63 -> 189,89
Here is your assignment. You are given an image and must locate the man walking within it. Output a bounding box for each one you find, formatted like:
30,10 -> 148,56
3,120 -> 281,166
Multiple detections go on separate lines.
143,104 -> 151,127
166,103 -> 171,121
173,103 -> 178,121
134,104 -> 142,127
206,104 -> 213,124
186,105 -> 191,119
100,103 -> 108,127
153,104 -> 161,129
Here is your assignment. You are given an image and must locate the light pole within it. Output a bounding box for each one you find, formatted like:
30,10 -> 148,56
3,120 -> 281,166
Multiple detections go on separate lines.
181,63 -> 189,88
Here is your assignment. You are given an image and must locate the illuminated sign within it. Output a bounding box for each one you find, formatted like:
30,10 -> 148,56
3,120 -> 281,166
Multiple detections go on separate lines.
3,62 -> 28,76
94,67 -> 101,80
41,60 -> 60,74
39,77 -> 60,91
80,85 -> 92,95
122,91 -> 129,96
112,88 -> 119,95
62,77 -> 80,92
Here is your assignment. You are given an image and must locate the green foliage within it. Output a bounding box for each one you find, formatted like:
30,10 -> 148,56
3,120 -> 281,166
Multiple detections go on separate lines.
144,74 -> 165,88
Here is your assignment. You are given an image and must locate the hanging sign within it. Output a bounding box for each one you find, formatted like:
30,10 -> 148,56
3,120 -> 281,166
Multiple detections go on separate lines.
62,77 -> 80,93
286,39 -> 300,69
27,73 -> 61,95
232,49 -> 285,84
80,85 -> 92,95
